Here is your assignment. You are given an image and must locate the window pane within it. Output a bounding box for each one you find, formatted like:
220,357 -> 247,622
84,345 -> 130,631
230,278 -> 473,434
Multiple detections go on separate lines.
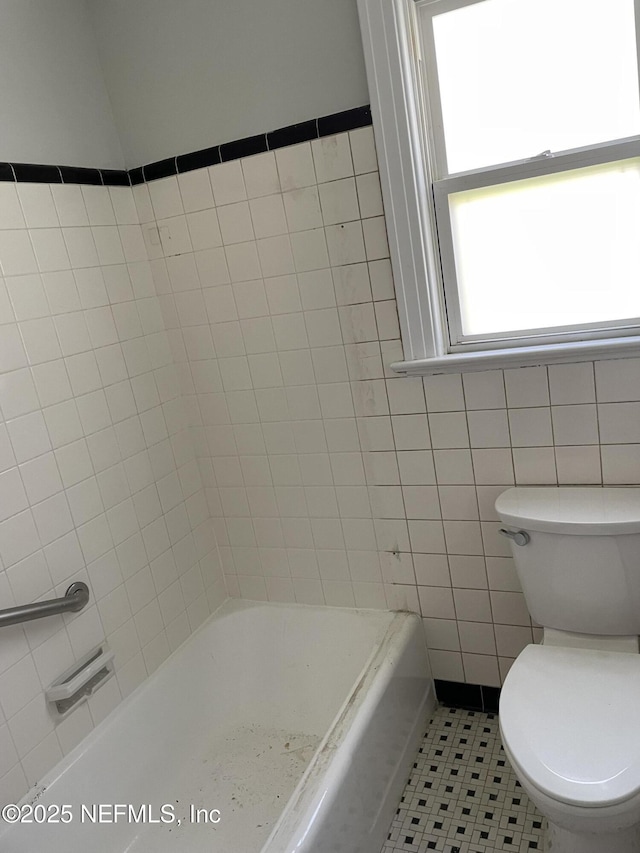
448,158 -> 640,338
432,0 -> 640,174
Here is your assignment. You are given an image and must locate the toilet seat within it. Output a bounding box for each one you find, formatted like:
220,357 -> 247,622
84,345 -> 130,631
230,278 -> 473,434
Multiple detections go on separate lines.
500,644 -> 640,808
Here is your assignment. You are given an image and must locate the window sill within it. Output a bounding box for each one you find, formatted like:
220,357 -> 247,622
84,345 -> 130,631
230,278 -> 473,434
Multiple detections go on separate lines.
391,335 -> 640,376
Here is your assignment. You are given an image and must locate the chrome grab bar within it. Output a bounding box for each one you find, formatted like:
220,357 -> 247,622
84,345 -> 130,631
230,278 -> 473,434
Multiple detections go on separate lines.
498,528 -> 530,546
0,582 -> 90,629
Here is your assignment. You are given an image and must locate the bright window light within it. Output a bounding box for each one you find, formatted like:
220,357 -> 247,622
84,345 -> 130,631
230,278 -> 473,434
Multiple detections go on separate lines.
448,158 -> 640,338
432,0 -> 640,173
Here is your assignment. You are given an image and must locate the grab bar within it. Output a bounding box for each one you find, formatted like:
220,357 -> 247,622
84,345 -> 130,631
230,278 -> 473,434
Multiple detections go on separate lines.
0,582 -> 90,629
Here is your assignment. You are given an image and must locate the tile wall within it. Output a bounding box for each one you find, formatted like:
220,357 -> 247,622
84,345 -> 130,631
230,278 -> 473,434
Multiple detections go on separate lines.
0,180 -> 226,803
2,122 -> 640,805
136,126 -> 640,693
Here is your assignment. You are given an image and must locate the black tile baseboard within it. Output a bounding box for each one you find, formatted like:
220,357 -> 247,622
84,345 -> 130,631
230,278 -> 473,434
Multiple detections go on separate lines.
0,104 -> 372,187
434,679 -> 501,713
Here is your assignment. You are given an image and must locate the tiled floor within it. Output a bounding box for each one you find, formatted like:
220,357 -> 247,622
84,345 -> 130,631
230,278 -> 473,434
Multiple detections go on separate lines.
381,706 -> 546,853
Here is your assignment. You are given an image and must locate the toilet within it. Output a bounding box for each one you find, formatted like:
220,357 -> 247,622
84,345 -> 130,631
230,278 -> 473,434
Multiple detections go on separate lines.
495,487 -> 640,853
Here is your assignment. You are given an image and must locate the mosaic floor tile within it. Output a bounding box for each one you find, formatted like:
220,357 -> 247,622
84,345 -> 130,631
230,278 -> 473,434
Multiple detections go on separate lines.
381,706 -> 546,853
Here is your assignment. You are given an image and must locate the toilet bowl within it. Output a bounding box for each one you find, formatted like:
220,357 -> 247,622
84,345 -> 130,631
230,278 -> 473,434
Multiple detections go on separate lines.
500,643 -> 640,852
494,487 -> 640,853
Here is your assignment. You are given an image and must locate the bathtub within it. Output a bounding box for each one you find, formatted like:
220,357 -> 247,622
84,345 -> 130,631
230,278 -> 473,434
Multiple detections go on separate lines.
0,599 -> 434,853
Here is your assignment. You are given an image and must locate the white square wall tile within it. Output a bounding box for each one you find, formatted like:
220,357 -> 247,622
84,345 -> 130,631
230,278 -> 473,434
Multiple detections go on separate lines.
81,186 -> 115,226
423,373 -> 465,412
555,445 -> 602,484
148,176 -> 183,220
0,184 -> 27,228
356,172 -> 384,218
468,447 -> 513,489
458,621 -> 496,655
225,241 -> 263,282
332,263 -> 372,306
391,414 -> 431,450
0,233 -> 38,276
349,126 -> 378,174
17,184 -> 58,228
186,209 -> 222,251
249,195 -> 288,239
52,185 -> 89,227
453,588 -> 492,622
508,407 -> 553,447
428,412 -> 469,449
177,168 -> 214,213
462,370 -> 506,410
311,133 -> 354,183
290,229 -> 329,273
218,201 -> 255,245
418,585 -> 455,619
595,357 -> 640,403
428,649 -> 464,681
513,447 -> 557,484
275,142 -> 317,191
7,411 -> 51,463
598,402 -> 640,444
241,151 -> 280,198
319,178 -> 360,225
386,378 -> 425,415
551,404 -> 599,445
0,324 -> 27,371
467,410 -> 510,448
256,235 -> 295,278
601,444 -> 640,484
282,186 -> 323,233
325,221 -> 366,266
362,216 -> 389,261
504,365 -> 549,407
549,361 -> 595,404
423,617 -> 460,651
209,161 -> 247,206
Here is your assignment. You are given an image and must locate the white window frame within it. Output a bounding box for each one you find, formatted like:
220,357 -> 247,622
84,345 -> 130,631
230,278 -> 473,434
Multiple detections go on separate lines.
357,0 -> 640,375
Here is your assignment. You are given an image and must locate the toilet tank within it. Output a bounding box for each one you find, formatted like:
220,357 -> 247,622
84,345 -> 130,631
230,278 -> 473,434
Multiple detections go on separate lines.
495,487 -> 640,635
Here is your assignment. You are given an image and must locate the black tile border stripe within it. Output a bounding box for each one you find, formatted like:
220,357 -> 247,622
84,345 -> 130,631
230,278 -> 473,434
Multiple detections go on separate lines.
0,104 -> 372,187
434,679 -> 501,714
59,166 -> 102,186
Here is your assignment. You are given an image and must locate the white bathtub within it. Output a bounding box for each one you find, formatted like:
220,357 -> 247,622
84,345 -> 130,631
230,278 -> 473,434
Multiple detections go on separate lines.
0,599 -> 434,853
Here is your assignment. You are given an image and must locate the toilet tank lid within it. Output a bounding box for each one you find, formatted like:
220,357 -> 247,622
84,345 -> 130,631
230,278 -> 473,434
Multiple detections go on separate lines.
495,487 -> 640,535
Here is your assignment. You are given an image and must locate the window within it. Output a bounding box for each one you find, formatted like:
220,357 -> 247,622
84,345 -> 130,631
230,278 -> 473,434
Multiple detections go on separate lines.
357,0 -> 640,373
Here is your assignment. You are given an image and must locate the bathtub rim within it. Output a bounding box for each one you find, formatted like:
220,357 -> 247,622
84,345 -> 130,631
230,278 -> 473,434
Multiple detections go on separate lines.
261,607 -> 434,852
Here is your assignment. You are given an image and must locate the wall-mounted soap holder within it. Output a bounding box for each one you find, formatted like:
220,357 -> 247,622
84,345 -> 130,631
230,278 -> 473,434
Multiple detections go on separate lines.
46,643 -> 115,720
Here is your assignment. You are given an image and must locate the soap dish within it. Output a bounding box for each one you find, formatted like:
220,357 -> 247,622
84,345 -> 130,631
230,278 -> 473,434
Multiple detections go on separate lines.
46,643 -> 115,720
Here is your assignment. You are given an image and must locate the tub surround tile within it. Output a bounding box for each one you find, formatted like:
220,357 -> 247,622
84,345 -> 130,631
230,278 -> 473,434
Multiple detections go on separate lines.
0,191 -> 226,804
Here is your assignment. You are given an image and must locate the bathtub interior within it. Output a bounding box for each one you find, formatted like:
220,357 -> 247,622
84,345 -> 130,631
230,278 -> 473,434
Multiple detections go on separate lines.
0,601 -> 401,853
